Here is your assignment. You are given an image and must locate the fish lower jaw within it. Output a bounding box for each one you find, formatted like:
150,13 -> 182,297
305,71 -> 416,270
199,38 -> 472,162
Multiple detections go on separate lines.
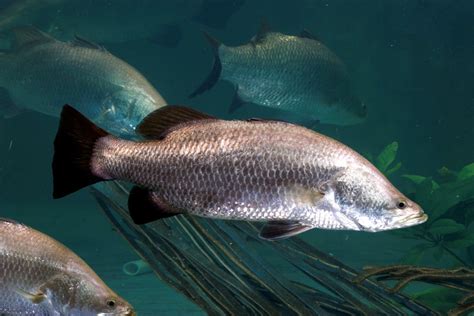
393,213 -> 428,228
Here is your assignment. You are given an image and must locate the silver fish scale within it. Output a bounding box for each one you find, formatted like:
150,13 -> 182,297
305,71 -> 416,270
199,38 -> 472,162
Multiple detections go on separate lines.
219,32 -> 359,122
94,120 -> 368,226
0,221 -> 68,314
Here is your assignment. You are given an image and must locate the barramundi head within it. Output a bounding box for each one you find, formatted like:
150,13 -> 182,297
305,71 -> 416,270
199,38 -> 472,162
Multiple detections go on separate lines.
326,166 -> 427,232
46,272 -> 135,316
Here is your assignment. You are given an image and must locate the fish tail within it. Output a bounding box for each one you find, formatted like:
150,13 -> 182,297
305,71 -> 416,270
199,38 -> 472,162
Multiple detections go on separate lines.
188,32 -> 222,98
52,105 -> 110,199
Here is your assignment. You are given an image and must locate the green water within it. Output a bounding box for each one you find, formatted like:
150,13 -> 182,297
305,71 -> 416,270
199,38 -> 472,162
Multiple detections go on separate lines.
0,0 -> 473,315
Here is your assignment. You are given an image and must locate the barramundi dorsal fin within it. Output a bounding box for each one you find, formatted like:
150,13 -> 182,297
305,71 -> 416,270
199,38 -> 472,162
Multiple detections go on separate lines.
137,105 -> 216,140
0,217 -> 20,225
71,35 -> 107,52
251,19 -> 271,45
11,26 -> 55,50
299,29 -> 320,41
259,221 -> 312,241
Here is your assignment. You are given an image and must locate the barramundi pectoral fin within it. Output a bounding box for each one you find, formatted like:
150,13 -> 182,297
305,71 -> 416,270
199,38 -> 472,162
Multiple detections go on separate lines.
14,288 -> 46,304
137,105 -> 216,140
259,221 -> 312,241
128,186 -> 181,225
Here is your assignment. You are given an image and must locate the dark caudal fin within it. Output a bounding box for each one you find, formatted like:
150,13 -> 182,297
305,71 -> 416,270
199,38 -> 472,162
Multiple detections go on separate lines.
189,32 -> 222,98
52,105 -> 109,199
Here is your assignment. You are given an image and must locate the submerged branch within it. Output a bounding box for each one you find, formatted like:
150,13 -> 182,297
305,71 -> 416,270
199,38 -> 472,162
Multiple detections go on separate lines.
354,265 -> 474,315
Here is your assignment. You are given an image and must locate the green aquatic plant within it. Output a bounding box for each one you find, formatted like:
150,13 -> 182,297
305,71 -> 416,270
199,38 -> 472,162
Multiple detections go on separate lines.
392,162 -> 474,267
366,141 -> 402,176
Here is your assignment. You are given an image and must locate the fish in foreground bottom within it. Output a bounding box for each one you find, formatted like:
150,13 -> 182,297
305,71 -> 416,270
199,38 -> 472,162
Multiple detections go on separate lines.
0,218 -> 134,315
52,105 -> 427,240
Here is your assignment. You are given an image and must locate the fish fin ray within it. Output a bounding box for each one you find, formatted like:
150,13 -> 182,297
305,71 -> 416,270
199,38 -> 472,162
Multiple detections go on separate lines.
128,186 -> 181,224
71,35 -> 107,52
0,217 -> 21,225
11,26 -> 55,51
229,89 -> 245,113
299,29 -> 320,41
189,32 -> 222,98
0,87 -> 22,118
137,105 -> 216,140
251,18 -> 271,45
259,221 -> 312,240
15,288 -> 46,304
52,105 -> 109,199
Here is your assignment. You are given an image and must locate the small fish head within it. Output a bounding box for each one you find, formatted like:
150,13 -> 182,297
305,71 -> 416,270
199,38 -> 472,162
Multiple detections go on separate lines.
331,168 -> 427,232
334,94 -> 367,126
96,90 -> 162,137
58,277 -> 135,316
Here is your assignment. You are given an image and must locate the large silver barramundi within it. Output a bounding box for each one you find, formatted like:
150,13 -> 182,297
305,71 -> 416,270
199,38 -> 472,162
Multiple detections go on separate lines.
0,27 -> 166,135
0,218 -> 135,315
190,26 -> 367,126
52,105 -> 426,240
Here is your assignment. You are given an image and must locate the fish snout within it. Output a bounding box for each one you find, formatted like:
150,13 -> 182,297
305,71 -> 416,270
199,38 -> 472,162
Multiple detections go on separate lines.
395,201 -> 428,227
125,310 -> 136,316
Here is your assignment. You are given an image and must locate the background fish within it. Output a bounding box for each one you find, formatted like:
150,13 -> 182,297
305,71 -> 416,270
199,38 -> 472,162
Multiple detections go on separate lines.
52,105 -> 426,240
0,27 -> 166,135
0,217 -> 134,315
190,26 -> 367,126
0,0 -> 245,47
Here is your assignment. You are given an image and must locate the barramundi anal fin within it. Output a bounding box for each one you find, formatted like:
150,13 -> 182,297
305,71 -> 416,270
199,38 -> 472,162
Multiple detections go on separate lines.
11,26 -> 56,51
15,288 -> 46,304
71,35 -> 108,52
137,105 -> 216,140
128,186 -> 181,224
259,221 -> 312,241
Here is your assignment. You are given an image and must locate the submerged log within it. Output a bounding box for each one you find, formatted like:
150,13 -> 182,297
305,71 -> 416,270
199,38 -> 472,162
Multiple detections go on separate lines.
91,181 -> 437,315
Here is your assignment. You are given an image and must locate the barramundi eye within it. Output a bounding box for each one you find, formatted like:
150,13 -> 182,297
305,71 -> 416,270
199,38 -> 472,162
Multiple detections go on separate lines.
397,201 -> 407,209
106,299 -> 116,308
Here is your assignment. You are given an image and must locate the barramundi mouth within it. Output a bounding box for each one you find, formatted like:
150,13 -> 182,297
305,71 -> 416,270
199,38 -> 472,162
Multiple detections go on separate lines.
397,212 -> 428,226
98,310 -> 136,316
